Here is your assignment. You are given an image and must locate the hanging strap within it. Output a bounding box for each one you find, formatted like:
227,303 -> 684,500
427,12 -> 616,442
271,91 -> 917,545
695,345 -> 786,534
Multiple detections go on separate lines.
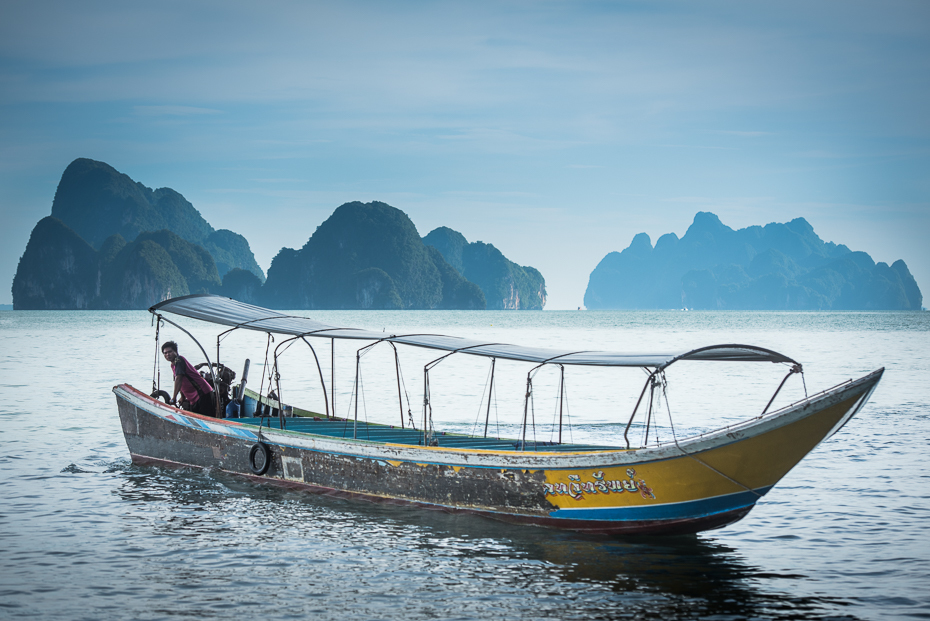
152,315 -> 162,394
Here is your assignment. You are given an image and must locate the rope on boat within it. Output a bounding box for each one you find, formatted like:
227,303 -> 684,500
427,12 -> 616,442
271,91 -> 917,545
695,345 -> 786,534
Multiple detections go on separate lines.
653,372 -> 670,446
152,314 -> 162,395
548,365 -> 570,445
642,374 -> 658,448
562,373 -> 573,445
253,332 -> 274,426
400,360 -> 416,431
472,358 -> 498,439
529,374 -> 538,449
678,450 -> 764,499
388,342 -> 415,430
422,363 -> 438,446
663,372 -> 678,445
661,373 -> 764,499
358,365 -> 370,440
520,365 -> 545,451
342,374 -> 354,438
271,344 -> 287,430
421,344 -> 493,446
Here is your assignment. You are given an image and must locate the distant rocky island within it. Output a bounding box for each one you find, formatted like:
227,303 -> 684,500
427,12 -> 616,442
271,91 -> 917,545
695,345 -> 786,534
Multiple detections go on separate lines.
424,227 -> 546,310
12,159 -> 546,310
228,203 -> 545,310
585,212 -> 922,310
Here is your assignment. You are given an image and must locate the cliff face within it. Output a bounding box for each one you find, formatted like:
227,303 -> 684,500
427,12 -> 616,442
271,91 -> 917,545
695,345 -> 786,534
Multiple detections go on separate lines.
584,212 -> 922,310
423,227 -> 546,310
426,246 -> 486,310
12,220 -> 224,310
13,158 -> 269,310
260,202 -> 487,310
11,217 -> 100,310
49,158 -> 264,282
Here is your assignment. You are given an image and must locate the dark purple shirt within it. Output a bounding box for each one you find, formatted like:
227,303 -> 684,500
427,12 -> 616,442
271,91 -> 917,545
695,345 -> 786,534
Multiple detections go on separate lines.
172,356 -> 214,405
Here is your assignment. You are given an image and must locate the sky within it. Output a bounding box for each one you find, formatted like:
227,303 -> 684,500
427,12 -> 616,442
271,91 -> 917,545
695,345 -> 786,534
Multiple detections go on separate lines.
1,0 -> 928,309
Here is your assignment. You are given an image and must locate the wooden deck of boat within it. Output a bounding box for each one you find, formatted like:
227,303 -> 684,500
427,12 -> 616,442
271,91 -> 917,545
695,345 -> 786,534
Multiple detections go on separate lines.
233,416 -> 619,452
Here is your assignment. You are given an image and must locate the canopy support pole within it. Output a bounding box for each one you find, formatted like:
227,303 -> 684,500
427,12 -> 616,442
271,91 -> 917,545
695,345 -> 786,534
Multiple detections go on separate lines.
558,364 -> 565,444
521,375 -> 532,451
215,325 -> 239,368
521,362 -> 547,451
624,370 -> 657,450
644,374 -> 657,447
300,336 -> 330,418
331,338 -> 335,420
421,345 -> 490,446
152,314 -> 162,395
272,349 -> 285,430
761,364 -> 803,416
422,351 -> 456,446
390,343 -> 405,429
254,333 -> 274,418
483,358 -> 496,438
354,351 -> 360,439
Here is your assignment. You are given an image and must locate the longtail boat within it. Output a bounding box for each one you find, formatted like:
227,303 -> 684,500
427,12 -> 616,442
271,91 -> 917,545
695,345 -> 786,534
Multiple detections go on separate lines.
113,294 -> 882,535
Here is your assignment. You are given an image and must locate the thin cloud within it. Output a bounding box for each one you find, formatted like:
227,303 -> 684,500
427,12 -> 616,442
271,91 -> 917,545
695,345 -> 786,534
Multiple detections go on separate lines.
133,106 -> 222,117
248,178 -> 308,183
714,130 -> 774,137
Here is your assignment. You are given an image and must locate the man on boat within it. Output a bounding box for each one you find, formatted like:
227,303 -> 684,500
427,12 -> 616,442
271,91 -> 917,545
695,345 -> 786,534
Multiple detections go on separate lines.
161,341 -> 216,417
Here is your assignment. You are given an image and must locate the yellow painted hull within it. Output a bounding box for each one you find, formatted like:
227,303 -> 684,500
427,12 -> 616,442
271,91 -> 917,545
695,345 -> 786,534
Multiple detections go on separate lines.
537,371 -> 880,528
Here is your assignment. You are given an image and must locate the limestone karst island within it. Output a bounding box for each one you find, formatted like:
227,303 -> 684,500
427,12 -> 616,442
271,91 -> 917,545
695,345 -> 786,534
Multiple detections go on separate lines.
584,212 -> 921,310
12,159 -> 921,311
12,159 -> 546,310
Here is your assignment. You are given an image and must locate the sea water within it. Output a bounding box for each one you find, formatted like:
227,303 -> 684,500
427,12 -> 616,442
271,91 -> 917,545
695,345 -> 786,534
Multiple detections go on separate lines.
0,309 -> 928,620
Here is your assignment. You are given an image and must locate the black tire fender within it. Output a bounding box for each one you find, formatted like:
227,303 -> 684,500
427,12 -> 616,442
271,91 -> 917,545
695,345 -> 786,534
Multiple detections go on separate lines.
249,442 -> 271,475
151,389 -> 172,403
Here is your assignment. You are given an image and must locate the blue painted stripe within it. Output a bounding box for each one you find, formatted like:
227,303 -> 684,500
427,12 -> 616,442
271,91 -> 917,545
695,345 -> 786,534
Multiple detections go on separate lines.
227,427 -> 258,439
548,487 -> 773,522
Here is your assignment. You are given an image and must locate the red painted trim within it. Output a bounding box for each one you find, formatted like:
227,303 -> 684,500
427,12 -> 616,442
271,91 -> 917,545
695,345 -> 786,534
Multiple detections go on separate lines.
116,383 -> 245,427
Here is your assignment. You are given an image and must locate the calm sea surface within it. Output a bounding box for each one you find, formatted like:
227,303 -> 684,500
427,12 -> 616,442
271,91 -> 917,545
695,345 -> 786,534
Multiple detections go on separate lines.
1,309 -> 928,620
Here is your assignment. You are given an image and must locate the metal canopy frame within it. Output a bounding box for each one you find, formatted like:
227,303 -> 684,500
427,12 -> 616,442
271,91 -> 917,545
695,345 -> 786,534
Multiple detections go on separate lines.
150,294 -> 799,371
149,294 -> 806,450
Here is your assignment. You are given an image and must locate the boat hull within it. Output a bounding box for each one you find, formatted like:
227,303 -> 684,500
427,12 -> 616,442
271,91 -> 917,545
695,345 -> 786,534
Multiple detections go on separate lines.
114,369 -> 881,535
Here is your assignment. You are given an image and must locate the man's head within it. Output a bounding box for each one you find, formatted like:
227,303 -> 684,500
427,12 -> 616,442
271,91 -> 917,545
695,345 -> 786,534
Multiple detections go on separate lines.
162,341 -> 179,363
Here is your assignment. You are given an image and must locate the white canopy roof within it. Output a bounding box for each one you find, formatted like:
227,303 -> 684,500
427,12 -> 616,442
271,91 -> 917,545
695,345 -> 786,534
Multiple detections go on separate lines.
150,294 -> 798,369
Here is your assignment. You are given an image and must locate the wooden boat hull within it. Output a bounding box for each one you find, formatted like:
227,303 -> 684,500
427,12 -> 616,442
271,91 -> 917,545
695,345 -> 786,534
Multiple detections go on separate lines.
114,368 -> 881,535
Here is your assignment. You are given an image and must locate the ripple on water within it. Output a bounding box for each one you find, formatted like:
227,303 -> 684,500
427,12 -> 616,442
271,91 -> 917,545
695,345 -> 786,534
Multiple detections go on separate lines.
1,310 -> 928,620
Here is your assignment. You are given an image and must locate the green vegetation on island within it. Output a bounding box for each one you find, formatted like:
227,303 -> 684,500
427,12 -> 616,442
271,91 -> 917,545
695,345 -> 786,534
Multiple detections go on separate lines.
260,202 -> 487,310
584,212 -> 922,310
14,160 -> 919,312
50,158 -> 264,282
12,157 -> 261,309
12,219 -> 225,309
10,160 -> 546,311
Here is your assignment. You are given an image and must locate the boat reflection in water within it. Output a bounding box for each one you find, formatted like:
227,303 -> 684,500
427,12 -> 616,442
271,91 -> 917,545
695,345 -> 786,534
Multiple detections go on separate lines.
114,294 -> 882,536
113,462 -> 857,620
